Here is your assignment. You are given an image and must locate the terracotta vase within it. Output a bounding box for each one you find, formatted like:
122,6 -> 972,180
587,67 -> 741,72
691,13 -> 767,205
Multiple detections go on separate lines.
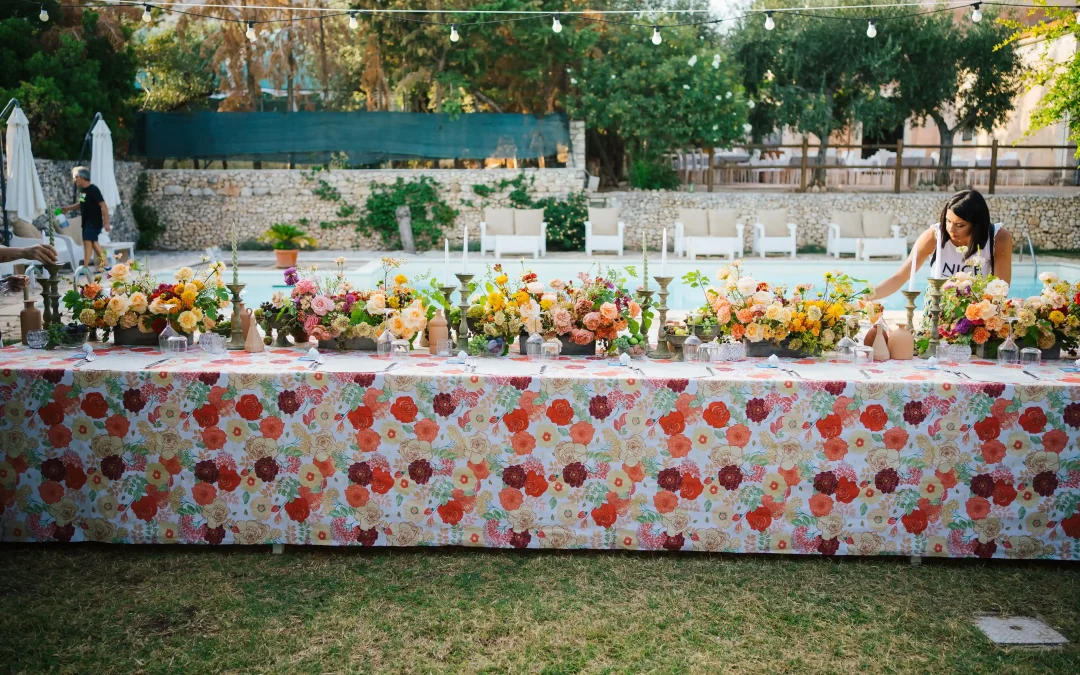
19,299 -> 42,345
243,309 -> 265,353
428,309 -> 449,355
887,323 -> 915,360
872,324 -> 890,361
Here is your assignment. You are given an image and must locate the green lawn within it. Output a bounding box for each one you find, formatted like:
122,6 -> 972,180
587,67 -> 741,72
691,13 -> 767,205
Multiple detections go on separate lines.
1,546 -> 1078,674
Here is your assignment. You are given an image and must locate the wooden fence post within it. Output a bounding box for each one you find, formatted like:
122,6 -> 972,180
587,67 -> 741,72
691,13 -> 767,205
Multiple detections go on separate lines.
799,137 -> 809,192
894,140 -> 903,193
988,139 -> 999,194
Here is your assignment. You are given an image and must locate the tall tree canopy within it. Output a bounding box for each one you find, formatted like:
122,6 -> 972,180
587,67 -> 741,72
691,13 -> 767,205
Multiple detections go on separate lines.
0,1 -> 138,158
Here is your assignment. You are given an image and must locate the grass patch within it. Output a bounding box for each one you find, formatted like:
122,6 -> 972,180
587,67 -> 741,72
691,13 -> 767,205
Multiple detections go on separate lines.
1,546 -> 1078,673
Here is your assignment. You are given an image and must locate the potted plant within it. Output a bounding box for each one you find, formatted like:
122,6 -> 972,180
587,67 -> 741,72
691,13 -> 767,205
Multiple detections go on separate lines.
258,223 -> 317,269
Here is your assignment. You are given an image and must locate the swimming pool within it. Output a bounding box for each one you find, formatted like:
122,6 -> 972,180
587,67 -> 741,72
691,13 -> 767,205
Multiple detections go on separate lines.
181,258 -> 1065,312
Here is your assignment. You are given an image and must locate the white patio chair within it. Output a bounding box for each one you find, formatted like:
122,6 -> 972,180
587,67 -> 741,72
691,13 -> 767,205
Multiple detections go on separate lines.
479,207 -> 515,255
826,210 -> 864,258
673,208 -> 709,257
584,208 -> 624,256
686,208 -> 745,261
10,233 -> 78,270
752,209 -> 798,258
98,230 -> 136,265
493,208 -> 546,259
858,211 -> 907,260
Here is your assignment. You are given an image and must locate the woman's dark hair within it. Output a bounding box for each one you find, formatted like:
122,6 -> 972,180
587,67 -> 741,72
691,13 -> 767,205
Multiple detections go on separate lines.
938,189 -> 994,273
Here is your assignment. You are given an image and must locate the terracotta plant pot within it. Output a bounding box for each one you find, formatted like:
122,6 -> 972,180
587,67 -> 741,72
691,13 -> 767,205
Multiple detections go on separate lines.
275,249 -> 299,268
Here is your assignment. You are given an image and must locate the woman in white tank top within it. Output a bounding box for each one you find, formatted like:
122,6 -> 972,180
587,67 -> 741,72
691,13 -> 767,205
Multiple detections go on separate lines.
874,190 -> 1013,300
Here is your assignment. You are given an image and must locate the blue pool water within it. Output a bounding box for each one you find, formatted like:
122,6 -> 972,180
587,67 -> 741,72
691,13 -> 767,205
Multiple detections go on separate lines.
184,259 -> 1063,312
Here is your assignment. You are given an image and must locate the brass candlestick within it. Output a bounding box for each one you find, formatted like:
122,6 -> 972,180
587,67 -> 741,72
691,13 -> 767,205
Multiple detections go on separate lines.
649,276 -> 674,359
925,278 -> 946,358
636,288 -> 655,355
40,265 -> 61,327
901,289 -> 921,336
226,282 -> 247,350
455,273 -> 474,353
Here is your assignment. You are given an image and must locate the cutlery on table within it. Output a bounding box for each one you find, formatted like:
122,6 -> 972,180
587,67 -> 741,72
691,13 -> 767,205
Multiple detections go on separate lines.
145,357 -> 171,369
383,361 -> 400,373
1023,370 -> 1041,381
539,365 -> 547,375
705,366 -> 716,377
858,368 -> 871,380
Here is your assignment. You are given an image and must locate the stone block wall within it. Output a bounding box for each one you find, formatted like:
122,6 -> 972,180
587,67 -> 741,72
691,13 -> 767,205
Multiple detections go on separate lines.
145,168 -> 587,250
32,160 -> 143,242
600,190 -> 1080,252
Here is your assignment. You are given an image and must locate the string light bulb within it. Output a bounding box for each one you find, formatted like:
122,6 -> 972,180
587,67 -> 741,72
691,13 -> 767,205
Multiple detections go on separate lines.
971,3 -> 982,23
246,22 -> 257,42
349,11 -> 358,30
38,5 -> 48,21
142,5 -> 152,23
450,24 -> 460,43
552,14 -> 562,34
765,12 -> 775,31
866,20 -> 877,38
651,26 -> 662,45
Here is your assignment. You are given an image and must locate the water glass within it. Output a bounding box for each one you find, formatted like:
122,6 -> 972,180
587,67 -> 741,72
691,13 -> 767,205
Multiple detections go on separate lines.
540,339 -> 561,361
1020,348 -> 1041,367
436,339 -> 455,357
199,332 -> 227,355
391,338 -> 411,361
165,336 -> 188,357
27,329 -> 48,349
697,341 -> 720,363
854,346 -> 874,364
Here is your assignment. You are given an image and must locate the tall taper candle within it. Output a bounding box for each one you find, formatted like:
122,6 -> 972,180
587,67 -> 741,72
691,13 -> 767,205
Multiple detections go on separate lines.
462,225 -> 468,273
642,229 -> 649,293
231,222 -> 239,286
907,246 -> 917,291
444,238 -> 450,287
661,228 -> 667,277
933,227 -> 943,279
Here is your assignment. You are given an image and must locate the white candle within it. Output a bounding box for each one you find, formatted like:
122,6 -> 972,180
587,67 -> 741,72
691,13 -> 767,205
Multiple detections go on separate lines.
933,228 -> 943,278
444,238 -> 450,286
462,225 -> 468,273
661,228 -> 667,277
907,244 -> 917,291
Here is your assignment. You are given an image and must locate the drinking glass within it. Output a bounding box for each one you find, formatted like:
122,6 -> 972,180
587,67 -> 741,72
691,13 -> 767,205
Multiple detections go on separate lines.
540,339 -> 561,361
681,334 -> 702,362
997,317 -> 1019,365
436,339 -> 455,357
525,333 -> 544,362
376,330 -> 393,358
391,338 -> 411,361
1020,348 -> 1041,367
697,341 -> 720,363
27,329 -> 48,349
165,336 -> 188,357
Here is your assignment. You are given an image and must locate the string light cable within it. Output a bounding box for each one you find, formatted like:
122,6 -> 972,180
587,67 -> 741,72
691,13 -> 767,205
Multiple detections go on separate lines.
24,1 -> 1075,35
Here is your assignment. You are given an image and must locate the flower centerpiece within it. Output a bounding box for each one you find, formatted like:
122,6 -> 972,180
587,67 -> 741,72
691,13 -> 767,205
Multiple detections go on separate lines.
560,268 -> 640,355
1012,272 -> 1080,358
62,277 -> 109,340
287,258 -> 428,350
725,266 -> 870,357
147,261 -> 230,342
916,269 -> 1010,356
466,264 -> 525,356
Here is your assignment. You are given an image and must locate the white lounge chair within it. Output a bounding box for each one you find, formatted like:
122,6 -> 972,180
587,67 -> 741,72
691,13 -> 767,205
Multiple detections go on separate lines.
752,209 -> 797,258
491,208 -> 547,259
858,211 -> 907,260
685,208 -> 745,261
673,208 -> 708,257
479,208 -> 515,256
584,208 -> 624,256
826,210 -> 864,259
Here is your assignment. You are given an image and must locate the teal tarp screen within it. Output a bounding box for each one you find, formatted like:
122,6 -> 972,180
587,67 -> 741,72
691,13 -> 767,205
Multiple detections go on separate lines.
132,112 -> 569,162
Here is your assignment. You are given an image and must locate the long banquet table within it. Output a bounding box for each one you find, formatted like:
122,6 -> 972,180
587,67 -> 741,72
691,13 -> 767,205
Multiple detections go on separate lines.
1,344 -> 1079,559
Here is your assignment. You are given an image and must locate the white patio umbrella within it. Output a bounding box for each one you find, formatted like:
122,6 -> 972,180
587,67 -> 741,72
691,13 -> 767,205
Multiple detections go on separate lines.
90,118 -> 121,211
4,106 -> 47,226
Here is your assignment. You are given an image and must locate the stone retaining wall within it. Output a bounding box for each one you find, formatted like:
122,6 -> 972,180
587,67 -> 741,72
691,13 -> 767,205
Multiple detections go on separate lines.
32,160 -> 143,243
138,165 -> 1079,251
603,190 -> 1080,251
145,168 -> 587,250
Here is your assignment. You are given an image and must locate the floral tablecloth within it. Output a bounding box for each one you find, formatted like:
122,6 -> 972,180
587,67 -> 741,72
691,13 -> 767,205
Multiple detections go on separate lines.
2,345 -> 1079,559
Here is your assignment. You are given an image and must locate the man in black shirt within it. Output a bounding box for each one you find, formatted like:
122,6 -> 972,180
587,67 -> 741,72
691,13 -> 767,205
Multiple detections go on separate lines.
62,166 -> 110,267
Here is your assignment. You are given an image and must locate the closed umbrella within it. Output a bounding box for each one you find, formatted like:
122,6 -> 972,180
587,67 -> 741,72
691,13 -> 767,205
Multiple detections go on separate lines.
4,106 -> 47,226
89,118 -> 120,212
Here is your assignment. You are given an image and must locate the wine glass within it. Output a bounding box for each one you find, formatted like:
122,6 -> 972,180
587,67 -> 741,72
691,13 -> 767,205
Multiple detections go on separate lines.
998,316 -> 1019,365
